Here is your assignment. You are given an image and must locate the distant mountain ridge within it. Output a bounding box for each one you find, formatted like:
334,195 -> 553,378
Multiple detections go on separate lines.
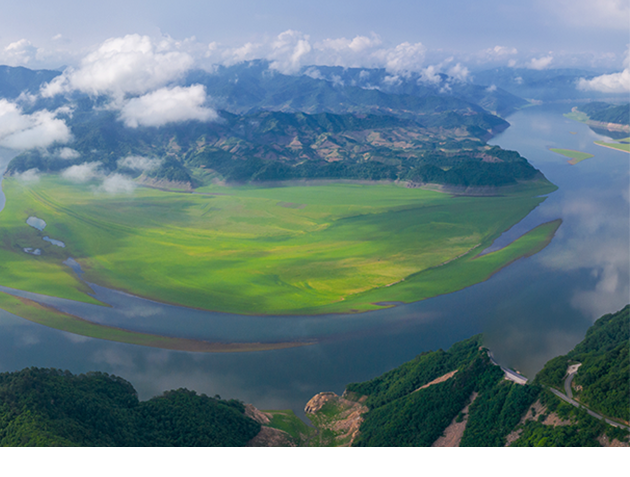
185,60 -> 528,118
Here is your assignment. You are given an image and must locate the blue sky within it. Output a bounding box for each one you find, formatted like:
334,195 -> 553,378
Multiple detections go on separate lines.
0,0 -> 628,72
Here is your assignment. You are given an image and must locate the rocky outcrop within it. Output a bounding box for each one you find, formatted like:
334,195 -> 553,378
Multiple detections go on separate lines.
305,392 -> 368,446
244,404 -> 295,447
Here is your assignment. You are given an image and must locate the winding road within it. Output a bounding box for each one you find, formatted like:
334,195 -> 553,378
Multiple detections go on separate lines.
551,364 -> 629,430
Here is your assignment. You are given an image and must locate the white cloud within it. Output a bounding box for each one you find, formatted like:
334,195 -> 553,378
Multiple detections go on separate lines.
526,55 -> 553,70
220,31 -> 426,75
225,42 -> 263,65
61,161 -> 102,182
14,168 -> 41,184
118,85 -> 217,128
447,63 -> 470,83
419,65 -> 442,85
486,84 -> 497,93
268,30 -> 312,74
318,34 -> 382,53
477,45 -> 519,66
56,147 -> 80,159
577,48 -> 630,93
303,67 -> 323,80
117,155 -> 162,171
375,42 -> 427,74
0,39 -> 39,66
98,173 -> 136,194
41,34 -> 194,100
0,99 -> 72,150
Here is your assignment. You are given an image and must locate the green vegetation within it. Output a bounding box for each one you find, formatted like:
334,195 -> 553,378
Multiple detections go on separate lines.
549,148 -> 594,165
594,141 -> 630,153
536,305 -> 629,423
0,292 -> 311,352
509,390 -> 627,447
460,382 -> 540,446
579,102 -> 630,126
0,368 -> 260,446
564,110 -> 590,123
265,410 -> 316,445
0,176 -> 558,316
8,107 -> 538,187
347,336 -> 540,446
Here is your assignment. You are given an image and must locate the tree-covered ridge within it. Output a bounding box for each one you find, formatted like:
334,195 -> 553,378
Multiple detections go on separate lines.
578,102 -> 630,126
344,336 -> 540,446
535,305 -> 629,422
185,60 -> 528,118
0,368 -> 260,446
8,106 -> 541,188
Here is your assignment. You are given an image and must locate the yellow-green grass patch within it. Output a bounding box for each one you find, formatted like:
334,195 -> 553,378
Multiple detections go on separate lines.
549,148 -> 595,165
0,175 -> 557,315
594,141 -> 630,153
301,219 -> 562,313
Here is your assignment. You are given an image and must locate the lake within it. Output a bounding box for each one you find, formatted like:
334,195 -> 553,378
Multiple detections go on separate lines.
0,104 -> 627,417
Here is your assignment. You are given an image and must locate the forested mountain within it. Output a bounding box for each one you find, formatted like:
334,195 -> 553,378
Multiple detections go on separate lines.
186,60 -> 527,118
578,102 -> 630,126
2,61 -> 551,189
7,106 -> 542,187
296,306 -> 630,447
0,65 -> 60,99
1,307 -> 627,447
0,368 -> 260,446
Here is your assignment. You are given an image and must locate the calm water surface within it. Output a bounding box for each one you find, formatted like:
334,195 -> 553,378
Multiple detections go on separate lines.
0,105 -> 627,417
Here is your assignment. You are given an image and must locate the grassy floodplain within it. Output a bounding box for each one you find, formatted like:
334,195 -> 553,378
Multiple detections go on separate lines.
0,175 -> 557,316
594,141 -> 630,153
549,148 -> 594,165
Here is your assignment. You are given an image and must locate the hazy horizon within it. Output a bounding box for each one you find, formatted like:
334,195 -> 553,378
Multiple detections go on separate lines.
0,0 -> 627,75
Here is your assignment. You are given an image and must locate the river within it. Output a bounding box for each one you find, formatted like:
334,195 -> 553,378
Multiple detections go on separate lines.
0,104 -> 627,417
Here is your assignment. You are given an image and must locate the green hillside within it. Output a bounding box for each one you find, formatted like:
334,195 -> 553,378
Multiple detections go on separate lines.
0,368 -> 260,446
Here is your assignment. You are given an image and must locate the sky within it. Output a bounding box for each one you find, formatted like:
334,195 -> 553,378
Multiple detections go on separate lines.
0,0 -> 628,72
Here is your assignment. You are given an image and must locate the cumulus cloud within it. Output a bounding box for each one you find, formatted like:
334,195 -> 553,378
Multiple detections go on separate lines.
577,49 -> 630,93
485,45 -> 518,58
486,84 -> 498,93
476,46 -> 519,66
14,168 -> 41,184
318,34 -> 382,53
61,161 -> 102,183
268,30 -> 312,74
446,63 -> 470,83
117,155 -> 162,172
0,39 -> 39,66
97,173 -> 136,194
0,99 -> 72,150
374,42 -> 427,74
526,55 -> 553,70
419,65 -> 442,85
118,85 -> 217,128
56,147 -> 80,160
218,31 -> 427,75
41,34 -> 194,100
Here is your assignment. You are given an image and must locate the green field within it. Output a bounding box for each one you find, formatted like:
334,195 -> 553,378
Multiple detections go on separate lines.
549,148 -> 594,165
594,141 -> 630,153
0,175 -> 558,316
